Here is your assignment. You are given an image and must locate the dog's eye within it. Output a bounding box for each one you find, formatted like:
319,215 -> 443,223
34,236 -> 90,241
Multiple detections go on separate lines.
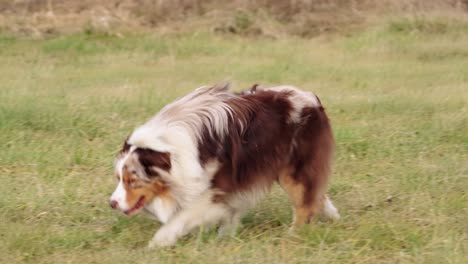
128,178 -> 144,189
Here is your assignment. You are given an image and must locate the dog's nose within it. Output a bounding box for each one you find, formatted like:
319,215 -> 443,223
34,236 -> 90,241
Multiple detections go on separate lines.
110,200 -> 118,209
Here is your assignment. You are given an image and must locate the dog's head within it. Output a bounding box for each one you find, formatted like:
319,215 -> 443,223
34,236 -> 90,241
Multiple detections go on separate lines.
110,143 -> 171,215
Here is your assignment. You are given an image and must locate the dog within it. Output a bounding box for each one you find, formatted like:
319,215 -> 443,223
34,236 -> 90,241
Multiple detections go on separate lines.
110,82 -> 340,248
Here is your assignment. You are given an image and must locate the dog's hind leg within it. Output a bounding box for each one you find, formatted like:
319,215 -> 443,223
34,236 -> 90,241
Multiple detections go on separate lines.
279,171 -> 322,229
282,107 -> 334,229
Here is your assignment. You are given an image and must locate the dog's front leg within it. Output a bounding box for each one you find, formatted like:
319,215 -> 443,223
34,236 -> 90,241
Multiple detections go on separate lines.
218,210 -> 242,238
148,192 -> 228,248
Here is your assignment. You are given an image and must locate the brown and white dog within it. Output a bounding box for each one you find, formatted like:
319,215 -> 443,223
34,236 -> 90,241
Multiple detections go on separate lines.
110,82 -> 340,248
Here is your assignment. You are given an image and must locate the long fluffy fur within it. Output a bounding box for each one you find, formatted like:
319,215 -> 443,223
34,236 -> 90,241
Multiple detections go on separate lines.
110,82 -> 339,248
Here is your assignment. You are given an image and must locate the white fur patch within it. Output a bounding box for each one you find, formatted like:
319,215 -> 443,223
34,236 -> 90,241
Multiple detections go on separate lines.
133,83 -> 238,146
111,146 -> 137,211
322,195 -> 340,221
110,178 -> 129,211
266,85 -> 321,123
144,197 -> 177,224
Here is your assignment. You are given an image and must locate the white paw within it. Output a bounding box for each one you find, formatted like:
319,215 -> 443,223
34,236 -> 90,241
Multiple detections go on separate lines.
148,229 -> 177,248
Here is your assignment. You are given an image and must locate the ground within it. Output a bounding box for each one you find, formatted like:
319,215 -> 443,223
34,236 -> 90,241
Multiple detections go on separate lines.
0,17 -> 467,263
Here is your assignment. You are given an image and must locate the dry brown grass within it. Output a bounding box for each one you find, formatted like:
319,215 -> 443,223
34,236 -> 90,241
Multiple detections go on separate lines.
1,0 -> 467,37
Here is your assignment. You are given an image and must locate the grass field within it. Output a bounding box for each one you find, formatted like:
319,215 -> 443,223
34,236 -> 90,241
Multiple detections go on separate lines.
0,16 -> 467,263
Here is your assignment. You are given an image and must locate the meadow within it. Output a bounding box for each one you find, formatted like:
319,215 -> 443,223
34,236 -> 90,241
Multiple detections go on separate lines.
0,15 -> 467,263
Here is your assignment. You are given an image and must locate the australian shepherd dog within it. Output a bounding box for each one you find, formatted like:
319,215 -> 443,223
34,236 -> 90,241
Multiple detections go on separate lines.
110,82 -> 339,248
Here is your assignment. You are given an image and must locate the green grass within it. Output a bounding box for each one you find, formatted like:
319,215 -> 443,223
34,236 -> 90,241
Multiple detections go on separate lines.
1,17 -> 467,263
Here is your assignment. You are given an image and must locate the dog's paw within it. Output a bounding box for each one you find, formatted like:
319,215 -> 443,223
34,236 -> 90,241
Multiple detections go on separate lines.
147,239 -> 158,249
148,229 -> 177,248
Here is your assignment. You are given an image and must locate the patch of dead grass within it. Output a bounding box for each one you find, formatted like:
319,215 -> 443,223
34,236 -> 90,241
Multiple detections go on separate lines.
0,0 -> 467,37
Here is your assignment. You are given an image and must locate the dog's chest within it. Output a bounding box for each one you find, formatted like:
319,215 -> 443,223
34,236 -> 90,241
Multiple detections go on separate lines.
144,197 -> 177,224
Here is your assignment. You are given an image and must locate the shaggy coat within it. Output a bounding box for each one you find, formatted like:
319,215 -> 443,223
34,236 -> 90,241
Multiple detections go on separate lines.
110,82 -> 339,247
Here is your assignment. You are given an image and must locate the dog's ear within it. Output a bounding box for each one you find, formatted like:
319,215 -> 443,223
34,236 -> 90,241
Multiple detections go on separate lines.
122,138 -> 131,152
114,137 -> 132,168
237,84 -> 260,95
134,148 -> 171,178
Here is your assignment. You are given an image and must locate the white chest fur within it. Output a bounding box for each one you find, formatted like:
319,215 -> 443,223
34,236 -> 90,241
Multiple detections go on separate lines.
144,197 -> 177,224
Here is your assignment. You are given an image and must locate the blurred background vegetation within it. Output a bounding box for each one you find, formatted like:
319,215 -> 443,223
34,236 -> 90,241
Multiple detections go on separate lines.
1,0 -> 467,38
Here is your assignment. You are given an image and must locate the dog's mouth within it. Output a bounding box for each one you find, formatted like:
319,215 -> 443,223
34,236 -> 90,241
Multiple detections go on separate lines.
124,196 -> 145,215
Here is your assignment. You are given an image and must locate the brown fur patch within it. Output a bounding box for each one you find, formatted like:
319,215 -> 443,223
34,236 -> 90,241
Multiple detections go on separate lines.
205,90 -> 294,192
198,89 -> 334,227
134,148 -> 171,177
